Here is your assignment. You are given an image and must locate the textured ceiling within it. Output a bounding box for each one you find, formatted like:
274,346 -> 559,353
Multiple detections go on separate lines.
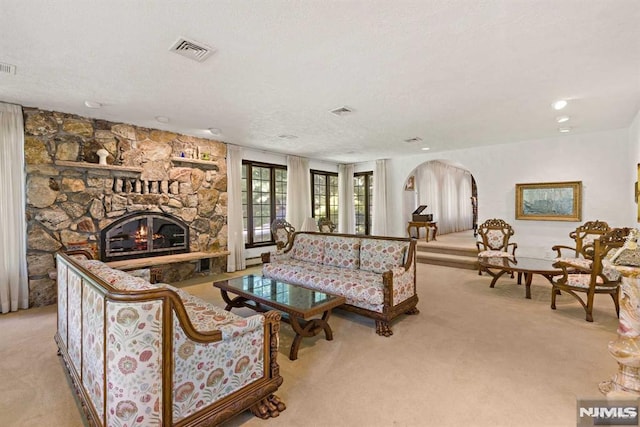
1,1 -> 639,163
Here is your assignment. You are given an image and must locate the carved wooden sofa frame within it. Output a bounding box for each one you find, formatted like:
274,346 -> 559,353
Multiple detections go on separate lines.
55,252 -> 285,426
262,232 -> 419,337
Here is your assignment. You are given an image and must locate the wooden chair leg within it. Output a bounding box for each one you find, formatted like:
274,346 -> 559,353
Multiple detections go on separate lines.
611,291 -> 620,318
551,287 -> 558,310
585,292 -> 595,322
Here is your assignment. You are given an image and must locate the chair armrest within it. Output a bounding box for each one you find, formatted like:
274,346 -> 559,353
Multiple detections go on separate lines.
553,260 -> 591,274
261,251 -> 293,263
551,245 -> 577,258
507,242 -> 517,255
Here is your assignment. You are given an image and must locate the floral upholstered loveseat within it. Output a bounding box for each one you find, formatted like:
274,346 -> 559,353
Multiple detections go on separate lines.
261,232 -> 419,337
55,252 -> 285,427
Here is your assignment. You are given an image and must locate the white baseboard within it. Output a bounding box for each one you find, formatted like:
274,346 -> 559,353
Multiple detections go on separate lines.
246,257 -> 262,266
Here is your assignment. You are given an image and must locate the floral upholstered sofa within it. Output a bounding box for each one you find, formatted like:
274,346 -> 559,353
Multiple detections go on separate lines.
262,232 -> 419,336
55,252 -> 285,427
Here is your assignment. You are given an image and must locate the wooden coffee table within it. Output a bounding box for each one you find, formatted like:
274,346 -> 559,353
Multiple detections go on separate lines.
213,275 -> 345,360
478,256 -> 563,299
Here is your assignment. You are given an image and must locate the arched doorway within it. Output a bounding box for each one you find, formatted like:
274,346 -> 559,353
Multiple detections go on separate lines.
402,160 -> 477,239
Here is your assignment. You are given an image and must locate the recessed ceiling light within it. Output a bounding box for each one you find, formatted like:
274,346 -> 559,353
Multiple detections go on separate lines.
421,147 -> 430,151
155,116 -> 170,123
84,101 -> 102,109
556,115 -> 570,123
208,128 -> 221,136
552,100 -> 568,110
559,127 -> 572,133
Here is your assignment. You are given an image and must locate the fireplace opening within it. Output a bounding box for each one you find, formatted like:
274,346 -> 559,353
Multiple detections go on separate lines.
100,212 -> 189,262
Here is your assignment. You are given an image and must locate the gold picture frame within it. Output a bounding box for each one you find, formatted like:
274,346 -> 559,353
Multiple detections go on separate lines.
515,181 -> 582,221
405,175 -> 415,191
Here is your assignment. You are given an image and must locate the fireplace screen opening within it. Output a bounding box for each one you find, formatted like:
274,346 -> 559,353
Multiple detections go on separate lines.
101,212 -> 189,262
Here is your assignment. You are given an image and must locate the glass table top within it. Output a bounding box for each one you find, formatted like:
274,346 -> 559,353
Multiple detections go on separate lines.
217,274 -> 343,311
478,256 -> 561,273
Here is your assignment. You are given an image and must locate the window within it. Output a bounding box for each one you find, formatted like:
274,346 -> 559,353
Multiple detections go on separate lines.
242,161 -> 287,247
354,172 -> 373,235
311,170 -> 338,222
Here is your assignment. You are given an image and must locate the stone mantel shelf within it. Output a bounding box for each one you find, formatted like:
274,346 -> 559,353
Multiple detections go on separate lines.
171,157 -> 220,168
55,160 -> 143,173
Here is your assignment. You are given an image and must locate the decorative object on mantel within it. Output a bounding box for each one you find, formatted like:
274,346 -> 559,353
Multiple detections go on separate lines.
96,148 -> 109,165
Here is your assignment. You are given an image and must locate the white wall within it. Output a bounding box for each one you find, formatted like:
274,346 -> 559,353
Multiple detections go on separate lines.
385,128 -> 635,258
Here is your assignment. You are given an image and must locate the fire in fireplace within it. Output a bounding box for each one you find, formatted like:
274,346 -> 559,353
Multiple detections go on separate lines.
100,212 -> 189,262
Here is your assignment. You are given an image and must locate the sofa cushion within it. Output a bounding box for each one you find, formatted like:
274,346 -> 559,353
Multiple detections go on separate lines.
323,235 -> 360,269
291,233 -> 326,264
359,238 -> 407,274
263,258 -> 385,307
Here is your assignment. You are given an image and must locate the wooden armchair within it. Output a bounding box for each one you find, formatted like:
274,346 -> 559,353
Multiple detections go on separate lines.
552,220 -> 610,263
551,227 -> 630,322
271,218 -> 295,251
476,218 -> 518,282
317,217 -> 337,233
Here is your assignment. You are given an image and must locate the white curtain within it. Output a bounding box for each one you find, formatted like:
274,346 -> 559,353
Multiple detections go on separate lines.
226,145 -> 246,272
0,102 -> 29,313
338,163 -> 355,233
372,159 -> 388,235
286,155 -> 311,230
417,161 -> 473,235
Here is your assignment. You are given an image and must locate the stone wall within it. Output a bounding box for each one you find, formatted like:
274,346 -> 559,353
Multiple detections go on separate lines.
23,108 -> 228,307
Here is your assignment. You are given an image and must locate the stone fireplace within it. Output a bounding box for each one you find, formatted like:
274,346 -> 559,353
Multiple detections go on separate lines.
23,108 -> 228,307
101,211 -> 189,262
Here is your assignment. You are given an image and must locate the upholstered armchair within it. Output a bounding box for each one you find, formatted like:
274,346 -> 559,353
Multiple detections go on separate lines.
551,227 -> 630,322
476,219 -> 518,258
476,218 -> 518,282
552,220 -> 610,265
317,218 -> 337,233
270,218 -> 295,251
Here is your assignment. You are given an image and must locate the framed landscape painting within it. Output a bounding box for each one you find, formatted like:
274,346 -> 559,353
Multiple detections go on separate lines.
515,181 -> 582,221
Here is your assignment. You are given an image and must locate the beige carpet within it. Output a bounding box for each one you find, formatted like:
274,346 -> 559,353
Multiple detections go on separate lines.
0,261 -> 621,427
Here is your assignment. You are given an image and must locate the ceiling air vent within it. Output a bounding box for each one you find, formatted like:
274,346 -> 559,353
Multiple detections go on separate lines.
169,37 -> 215,62
0,62 -> 16,74
329,106 -> 354,116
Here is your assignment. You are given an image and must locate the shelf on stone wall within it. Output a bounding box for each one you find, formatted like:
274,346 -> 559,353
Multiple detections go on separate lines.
171,157 -> 220,169
55,160 -> 143,173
